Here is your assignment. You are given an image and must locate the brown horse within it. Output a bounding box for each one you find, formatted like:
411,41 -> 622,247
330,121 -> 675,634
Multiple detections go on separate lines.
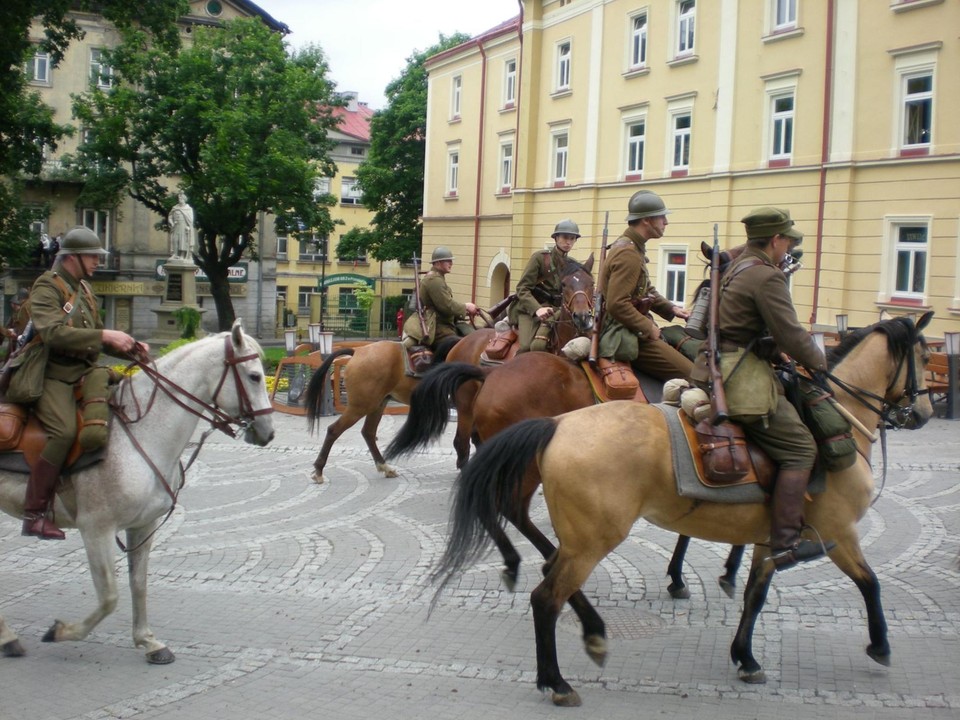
304,330 -> 492,483
387,353 -> 743,599
432,313 -> 935,706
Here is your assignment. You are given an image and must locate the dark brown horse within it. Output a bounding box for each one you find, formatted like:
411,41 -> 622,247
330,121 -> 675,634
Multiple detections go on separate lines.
432,314 -> 935,706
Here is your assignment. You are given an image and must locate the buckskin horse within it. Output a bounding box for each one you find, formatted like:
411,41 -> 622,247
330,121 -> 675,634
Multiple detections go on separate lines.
431,313 -> 935,706
0,321 -> 275,662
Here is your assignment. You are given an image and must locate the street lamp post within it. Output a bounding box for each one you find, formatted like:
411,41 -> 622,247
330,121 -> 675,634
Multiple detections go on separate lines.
308,322 -> 321,352
944,331 -> 960,420
284,328 -> 297,357
836,313 -> 848,339
811,331 -> 826,355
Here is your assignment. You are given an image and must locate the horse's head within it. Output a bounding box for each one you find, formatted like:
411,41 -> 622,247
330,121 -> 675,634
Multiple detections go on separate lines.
893,311 -> 935,430
218,319 -> 275,446
560,254 -> 595,337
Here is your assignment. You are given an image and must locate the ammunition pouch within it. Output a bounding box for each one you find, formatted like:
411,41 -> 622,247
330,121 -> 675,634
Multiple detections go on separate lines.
485,326 -> 517,361
629,295 -> 655,316
694,418 -> 752,484
407,345 -> 434,374
597,358 -> 639,400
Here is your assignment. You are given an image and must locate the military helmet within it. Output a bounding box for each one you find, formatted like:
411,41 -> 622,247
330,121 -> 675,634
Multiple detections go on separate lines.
431,246 -> 455,262
551,219 -> 581,239
625,190 -> 670,222
58,226 -> 109,255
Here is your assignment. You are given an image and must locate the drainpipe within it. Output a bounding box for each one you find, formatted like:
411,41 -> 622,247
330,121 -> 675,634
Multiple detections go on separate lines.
514,0 -> 524,192
471,41 -> 488,302
810,0 -> 834,327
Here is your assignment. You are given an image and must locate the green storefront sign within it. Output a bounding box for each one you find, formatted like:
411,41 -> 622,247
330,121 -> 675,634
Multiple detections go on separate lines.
318,273 -> 375,289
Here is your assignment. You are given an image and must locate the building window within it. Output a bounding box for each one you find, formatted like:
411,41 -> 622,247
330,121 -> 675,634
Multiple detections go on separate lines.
662,249 -> 688,305
299,234 -> 327,262
24,47 -> 50,84
552,132 -> 569,186
277,236 -> 288,258
625,119 -> 646,178
81,209 -> 110,251
297,289 -> 311,315
338,287 -> 359,314
671,113 -> 691,174
314,177 -> 331,197
340,177 -> 362,205
447,149 -> 459,196
772,0 -> 797,31
504,58 -> 517,107
770,93 -> 794,162
630,13 -> 648,69
893,225 -> 927,297
499,142 -> 513,193
676,0 -> 696,57
556,41 -> 571,92
451,75 -> 462,119
901,72 -> 932,152
350,147 -> 365,156
337,247 -> 367,263
90,49 -> 114,89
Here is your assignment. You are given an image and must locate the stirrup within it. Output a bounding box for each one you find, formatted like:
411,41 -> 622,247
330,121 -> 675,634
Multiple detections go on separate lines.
771,539 -> 835,571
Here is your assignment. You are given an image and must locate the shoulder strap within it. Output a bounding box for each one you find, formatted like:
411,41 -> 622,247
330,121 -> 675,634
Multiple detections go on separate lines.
720,257 -> 764,291
540,250 -> 552,277
50,274 -> 83,324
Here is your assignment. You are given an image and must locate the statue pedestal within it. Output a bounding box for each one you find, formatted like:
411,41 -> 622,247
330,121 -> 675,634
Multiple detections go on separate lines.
151,257 -> 206,342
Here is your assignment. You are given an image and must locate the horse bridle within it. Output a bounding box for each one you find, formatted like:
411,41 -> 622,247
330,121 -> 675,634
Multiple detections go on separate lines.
111,334 -> 272,552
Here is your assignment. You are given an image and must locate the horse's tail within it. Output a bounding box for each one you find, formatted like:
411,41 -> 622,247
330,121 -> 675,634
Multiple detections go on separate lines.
305,348 -> 354,433
384,362 -> 486,460
429,416 -> 559,610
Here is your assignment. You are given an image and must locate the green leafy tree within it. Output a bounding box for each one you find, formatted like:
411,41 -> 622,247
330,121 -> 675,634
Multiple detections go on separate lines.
336,33 -> 469,264
71,17 -> 341,329
0,1 -> 186,263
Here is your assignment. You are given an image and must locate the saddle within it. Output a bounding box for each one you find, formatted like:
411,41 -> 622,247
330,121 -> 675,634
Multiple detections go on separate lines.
0,400 -> 104,475
481,324 -> 519,365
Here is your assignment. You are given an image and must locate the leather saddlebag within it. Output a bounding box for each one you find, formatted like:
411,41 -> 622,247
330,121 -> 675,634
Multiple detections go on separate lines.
484,327 -> 517,361
408,345 -> 434,374
694,418 -> 751,484
0,402 -> 27,451
597,358 -> 639,400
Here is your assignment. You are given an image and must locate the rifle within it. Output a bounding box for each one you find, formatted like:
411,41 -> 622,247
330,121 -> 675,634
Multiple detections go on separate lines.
588,211 -> 609,366
411,255 -> 428,340
707,223 -> 729,425
487,293 -> 517,323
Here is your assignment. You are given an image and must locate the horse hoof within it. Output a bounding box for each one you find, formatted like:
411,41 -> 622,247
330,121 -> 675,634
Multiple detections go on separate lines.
718,576 -> 736,600
311,471 -> 326,484
42,620 -> 64,643
737,667 -> 766,684
2,639 -> 26,657
383,468 -> 398,479
866,645 -> 891,667
552,689 -> 582,707
147,647 -> 176,664
667,582 -> 691,600
584,634 -> 607,667
500,568 -> 518,593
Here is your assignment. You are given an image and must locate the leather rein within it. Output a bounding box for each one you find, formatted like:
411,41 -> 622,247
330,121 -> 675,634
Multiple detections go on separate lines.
110,335 -> 271,551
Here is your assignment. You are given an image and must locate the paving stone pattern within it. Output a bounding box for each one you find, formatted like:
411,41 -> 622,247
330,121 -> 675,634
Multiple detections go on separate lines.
2,411 -> 959,720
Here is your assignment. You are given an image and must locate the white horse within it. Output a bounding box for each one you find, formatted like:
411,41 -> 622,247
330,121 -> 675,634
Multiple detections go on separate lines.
0,320 -> 274,663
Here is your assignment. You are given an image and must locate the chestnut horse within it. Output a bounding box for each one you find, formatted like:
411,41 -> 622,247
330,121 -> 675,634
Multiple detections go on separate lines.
432,314 -> 935,706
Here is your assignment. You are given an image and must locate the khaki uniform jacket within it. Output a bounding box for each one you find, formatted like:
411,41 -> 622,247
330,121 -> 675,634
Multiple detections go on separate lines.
514,247 -> 567,317
600,226 -> 677,337
31,267 -> 105,384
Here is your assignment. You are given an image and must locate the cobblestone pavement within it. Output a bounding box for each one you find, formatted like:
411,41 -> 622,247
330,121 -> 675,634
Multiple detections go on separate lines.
2,409 -> 959,720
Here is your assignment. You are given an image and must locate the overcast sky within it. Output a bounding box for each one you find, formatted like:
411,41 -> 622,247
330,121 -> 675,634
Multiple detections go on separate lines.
259,0 -> 521,110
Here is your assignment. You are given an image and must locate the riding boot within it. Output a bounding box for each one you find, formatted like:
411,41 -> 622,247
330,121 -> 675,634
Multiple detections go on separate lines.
769,468 -> 833,571
21,457 -> 65,540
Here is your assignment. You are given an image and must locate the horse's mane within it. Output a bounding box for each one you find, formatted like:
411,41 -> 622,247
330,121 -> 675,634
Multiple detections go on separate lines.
561,257 -> 591,279
826,316 -> 919,371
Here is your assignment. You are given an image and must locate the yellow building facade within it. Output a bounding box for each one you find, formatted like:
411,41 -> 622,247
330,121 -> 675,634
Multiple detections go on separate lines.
423,0 -> 960,339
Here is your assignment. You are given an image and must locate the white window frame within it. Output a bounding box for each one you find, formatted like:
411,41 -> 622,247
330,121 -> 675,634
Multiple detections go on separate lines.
504,58 -> 517,107
499,140 -> 514,193
340,177 -> 362,205
891,47 -> 937,156
772,0 -> 798,32
299,234 -> 327,263
762,72 -> 800,165
624,116 -> 647,179
675,0 -> 696,58
451,75 -> 462,120
81,209 -> 111,252
770,92 -> 795,162
556,41 -> 572,92
551,130 -> 569,186
879,216 -> 931,303
671,112 -> 692,174
447,147 -> 460,197
24,47 -> 50,84
277,235 -> 288,258
90,48 -> 114,89
659,246 -> 689,306
900,71 -> 933,151
629,11 -> 648,70
313,177 -> 331,198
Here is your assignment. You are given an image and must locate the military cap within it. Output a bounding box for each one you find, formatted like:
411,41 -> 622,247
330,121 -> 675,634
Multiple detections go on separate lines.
740,207 -> 794,239
783,226 -> 804,243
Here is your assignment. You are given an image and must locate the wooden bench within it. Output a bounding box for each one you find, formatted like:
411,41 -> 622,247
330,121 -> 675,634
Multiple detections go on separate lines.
926,351 -> 952,403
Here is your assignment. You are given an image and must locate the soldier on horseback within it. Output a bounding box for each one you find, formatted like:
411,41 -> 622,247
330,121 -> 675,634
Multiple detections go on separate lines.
511,219 -> 582,353
693,207 -> 832,571
598,190 -> 693,381
21,226 -> 147,540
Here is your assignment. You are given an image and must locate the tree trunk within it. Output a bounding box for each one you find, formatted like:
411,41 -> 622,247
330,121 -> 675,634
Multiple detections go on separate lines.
207,269 -> 236,331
